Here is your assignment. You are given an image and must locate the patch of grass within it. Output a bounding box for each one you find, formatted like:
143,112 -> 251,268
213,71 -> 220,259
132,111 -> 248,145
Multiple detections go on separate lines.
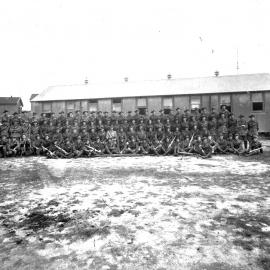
20,211 -> 71,231
233,238 -> 255,251
113,225 -> 135,240
192,262 -> 247,270
235,195 -> 258,202
214,211 -> 270,251
108,209 -> 125,217
226,214 -> 270,238
77,225 -> 110,239
257,256 -> 270,270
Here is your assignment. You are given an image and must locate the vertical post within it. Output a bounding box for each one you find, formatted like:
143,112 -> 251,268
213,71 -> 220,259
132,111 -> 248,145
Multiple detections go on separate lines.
237,49 -> 239,74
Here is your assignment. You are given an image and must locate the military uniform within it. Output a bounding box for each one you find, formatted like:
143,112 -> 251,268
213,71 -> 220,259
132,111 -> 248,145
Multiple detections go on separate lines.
0,136 -> 9,157
247,115 -> 259,141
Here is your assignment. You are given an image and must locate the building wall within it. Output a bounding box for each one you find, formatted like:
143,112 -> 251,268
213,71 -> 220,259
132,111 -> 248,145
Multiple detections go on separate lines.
210,95 -> 219,110
98,99 -> 111,113
31,102 -> 42,115
122,98 -> 136,112
202,95 -> 210,110
0,104 -> 20,114
231,92 -> 270,132
231,93 -> 250,118
174,96 -> 189,110
51,101 -> 65,114
148,97 -> 162,112
31,91 -> 270,132
255,92 -> 270,132
81,101 -> 88,112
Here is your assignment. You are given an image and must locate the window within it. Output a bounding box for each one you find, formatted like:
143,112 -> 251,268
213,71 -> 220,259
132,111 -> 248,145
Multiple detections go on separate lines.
66,101 -> 75,111
43,103 -> 51,112
137,98 -> 147,115
163,97 -> 173,108
137,98 -> 147,107
81,100 -> 88,112
190,96 -> 201,110
112,98 -> 122,112
220,94 -> 231,112
89,100 -> 98,112
251,92 -> 264,112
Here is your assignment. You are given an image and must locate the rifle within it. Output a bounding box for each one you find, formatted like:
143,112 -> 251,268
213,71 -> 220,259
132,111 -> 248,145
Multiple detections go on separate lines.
21,141 -> 26,156
85,145 -> 101,153
178,151 -> 205,159
154,142 -> 162,151
119,143 -> 127,154
188,133 -> 195,148
248,147 -> 263,154
55,145 -> 69,155
42,146 -> 57,158
168,136 -> 176,149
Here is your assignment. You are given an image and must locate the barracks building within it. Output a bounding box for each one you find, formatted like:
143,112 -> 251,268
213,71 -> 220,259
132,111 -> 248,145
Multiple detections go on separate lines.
0,97 -> 23,114
31,73 -> 270,133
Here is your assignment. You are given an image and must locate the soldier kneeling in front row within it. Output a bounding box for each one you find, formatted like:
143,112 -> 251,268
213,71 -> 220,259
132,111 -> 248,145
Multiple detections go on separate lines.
246,135 -> 263,156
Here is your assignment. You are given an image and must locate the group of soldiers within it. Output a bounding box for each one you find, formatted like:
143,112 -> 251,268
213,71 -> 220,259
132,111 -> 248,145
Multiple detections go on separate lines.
0,105 -> 263,159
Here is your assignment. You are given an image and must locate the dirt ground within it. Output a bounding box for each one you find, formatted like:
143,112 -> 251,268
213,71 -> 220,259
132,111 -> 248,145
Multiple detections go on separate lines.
0,148 -> 270,269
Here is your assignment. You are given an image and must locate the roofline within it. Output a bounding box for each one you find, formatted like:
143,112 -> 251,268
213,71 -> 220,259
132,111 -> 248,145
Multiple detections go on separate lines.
0,97 -> 23,106
18,98 -> 23,107
41,72 -> 270,89
31,72 -> 270,102
31,89 -> 270,103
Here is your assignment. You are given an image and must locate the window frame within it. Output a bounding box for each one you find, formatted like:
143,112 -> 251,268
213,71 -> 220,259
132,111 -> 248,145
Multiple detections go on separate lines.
43,102 -> 52,113
88,99 -> 98,112
190,95 -> 201,111
219,94 -> 232,112
162,96 -> 173,109
66,101 -> 75,111
137,97 -> 147,108
112,98 -> 122,112
251,92 -> 265,113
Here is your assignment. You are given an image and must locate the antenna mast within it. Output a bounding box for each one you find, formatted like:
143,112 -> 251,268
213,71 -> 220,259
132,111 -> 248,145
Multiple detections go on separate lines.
236,49 -> 239,74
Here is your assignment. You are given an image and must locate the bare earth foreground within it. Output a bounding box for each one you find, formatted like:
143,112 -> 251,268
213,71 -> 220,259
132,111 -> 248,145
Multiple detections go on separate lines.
0,152 -> 270,270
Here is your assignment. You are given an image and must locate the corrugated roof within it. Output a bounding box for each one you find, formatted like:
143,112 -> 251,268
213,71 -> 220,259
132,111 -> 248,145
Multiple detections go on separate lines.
32,73 -> 270,102
0,97 -> 23,106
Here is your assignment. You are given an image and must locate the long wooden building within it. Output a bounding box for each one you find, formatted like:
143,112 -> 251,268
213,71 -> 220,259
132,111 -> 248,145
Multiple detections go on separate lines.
31,73 -> 270,132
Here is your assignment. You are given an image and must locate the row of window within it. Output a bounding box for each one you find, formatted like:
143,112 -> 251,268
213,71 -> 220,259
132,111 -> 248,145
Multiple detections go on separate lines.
42,92 -> 265,113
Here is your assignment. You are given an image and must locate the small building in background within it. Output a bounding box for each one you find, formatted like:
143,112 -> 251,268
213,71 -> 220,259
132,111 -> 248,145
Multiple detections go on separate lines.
0,97 -> 23,114
31,73 -> 270,132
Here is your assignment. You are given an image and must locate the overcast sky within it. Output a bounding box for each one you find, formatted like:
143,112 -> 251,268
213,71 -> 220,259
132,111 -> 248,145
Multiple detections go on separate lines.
0,0 -> 269,110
